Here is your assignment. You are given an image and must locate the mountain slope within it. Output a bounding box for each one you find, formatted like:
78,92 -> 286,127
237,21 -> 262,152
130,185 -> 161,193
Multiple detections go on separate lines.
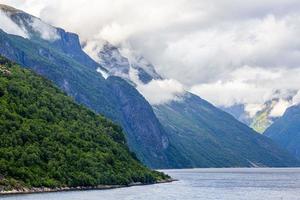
0,4 -> 172,168
96,42 -> 300,167
154,93 -> 299,167
0,56 -> 168,191
264,105 -> 300,160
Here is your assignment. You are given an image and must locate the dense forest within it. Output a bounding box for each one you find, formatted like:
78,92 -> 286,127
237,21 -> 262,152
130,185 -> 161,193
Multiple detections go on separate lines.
0,56 -> 168,191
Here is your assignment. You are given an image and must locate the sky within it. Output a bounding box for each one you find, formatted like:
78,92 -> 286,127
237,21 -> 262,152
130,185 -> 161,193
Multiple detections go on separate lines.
1,0 -> 300,116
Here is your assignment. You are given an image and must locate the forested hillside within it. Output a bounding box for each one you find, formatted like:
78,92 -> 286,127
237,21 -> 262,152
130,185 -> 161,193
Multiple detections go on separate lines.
0,56 -> 168,191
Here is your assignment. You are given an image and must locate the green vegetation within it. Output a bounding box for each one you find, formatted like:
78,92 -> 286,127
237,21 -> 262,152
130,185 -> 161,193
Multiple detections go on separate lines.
0,56 -> 168,191
250,100 -> 279,133
251,111 -> 272,134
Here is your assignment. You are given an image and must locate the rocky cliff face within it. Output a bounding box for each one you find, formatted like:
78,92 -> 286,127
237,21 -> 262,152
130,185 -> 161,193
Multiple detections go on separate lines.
0,4 -> 172,168
107,77 -> 171,167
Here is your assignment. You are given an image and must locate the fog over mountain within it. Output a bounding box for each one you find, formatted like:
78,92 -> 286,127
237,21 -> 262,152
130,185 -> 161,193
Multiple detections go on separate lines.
2,0 -> 300,118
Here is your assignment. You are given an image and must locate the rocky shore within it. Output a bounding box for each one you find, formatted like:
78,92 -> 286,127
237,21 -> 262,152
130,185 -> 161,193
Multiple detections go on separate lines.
0,178 -> 176,195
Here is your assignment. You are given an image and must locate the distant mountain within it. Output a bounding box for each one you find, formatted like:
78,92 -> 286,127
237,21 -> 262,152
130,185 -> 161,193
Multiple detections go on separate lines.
0,4 -> 174,168
264,104 -> 300,160
96,42 -> 300,167
0,56 -> 167,191
222,98 -> 287,133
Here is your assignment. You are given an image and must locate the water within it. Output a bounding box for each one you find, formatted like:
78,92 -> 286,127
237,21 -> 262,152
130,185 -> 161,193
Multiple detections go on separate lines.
2,168 -> 300,200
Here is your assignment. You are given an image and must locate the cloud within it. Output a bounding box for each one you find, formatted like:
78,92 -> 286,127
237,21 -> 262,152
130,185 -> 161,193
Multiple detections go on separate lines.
191,66 -> 300,105
190,79 -> 272,107
0,10 -> 28,38
83,39 -> 106,63
292,91 -> 300,105
0,5 -> 59,41
137,79 -> 185,105
126,65 -> 185,105
244,104 -> 264,118
269,99 -> 292,117
29,17 -> 60,41
159,14 -> 300,86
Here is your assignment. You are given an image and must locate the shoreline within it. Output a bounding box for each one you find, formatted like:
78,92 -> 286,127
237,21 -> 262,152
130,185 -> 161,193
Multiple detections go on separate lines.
0,178 -> 176,196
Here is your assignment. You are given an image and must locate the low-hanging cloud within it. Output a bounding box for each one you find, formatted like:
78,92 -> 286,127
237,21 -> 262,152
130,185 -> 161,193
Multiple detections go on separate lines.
137,79 -> 185,105
0,10 -> 28,38
29,17 -> 60,41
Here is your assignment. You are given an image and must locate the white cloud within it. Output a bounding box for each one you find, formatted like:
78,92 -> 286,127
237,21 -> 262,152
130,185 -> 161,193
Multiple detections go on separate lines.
83,39 -> 106,63
159,14 -> 300,86
190,66 -> 300,117
269,99 -> 292,117
190,79 -> 272,107
0,10 -> 28,38
245,104 -> 264,118
137,79 -> 185,105
29,17 -> 60,41
126,66 -> 185,105
292,91 -> 300,105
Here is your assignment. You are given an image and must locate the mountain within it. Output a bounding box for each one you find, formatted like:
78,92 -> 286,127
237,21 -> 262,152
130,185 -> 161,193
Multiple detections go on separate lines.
0,56 -> 168,192
0,4 -> 174,168
96,42 -> 300,167
222,98 -> 287,133
264,104 -> 300,160
153,94 -> 299,167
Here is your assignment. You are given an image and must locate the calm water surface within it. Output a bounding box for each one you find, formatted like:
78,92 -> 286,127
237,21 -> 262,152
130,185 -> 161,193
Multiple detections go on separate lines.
2,168 -> 300,200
